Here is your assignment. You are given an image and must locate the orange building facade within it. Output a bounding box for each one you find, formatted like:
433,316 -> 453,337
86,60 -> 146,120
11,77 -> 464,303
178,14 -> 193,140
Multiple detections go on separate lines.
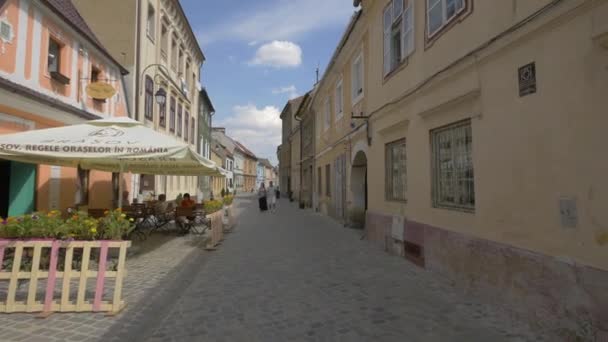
0,0 -> 129,217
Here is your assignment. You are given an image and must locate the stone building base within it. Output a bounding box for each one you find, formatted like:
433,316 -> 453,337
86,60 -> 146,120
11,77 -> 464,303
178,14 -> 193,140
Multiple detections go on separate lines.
366,211 -> 608,340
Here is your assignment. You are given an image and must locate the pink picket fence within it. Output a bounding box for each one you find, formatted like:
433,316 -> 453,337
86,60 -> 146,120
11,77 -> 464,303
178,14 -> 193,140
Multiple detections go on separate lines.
0,239 -> 130,315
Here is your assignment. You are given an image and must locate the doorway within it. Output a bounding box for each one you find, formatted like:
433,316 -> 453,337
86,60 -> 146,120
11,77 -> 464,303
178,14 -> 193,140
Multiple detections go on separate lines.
350,151 -> 368,229
0,160 -> 36,217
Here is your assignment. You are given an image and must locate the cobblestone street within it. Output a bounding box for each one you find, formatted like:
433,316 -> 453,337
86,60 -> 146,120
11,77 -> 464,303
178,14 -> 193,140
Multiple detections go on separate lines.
0,196 -> 543,342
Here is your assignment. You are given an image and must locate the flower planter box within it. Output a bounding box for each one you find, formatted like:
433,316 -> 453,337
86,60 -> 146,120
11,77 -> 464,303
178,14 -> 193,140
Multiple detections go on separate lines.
206,211 -> 224,249
223,205 -> 236,231
0,239 -> 130,316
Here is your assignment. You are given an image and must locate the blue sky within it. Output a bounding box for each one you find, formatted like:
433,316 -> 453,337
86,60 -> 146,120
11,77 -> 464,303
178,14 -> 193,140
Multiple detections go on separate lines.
180,0 -> 358,165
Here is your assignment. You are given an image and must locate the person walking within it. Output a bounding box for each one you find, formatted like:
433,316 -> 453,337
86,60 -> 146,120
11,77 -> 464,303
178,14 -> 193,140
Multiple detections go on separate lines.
258,183 -> 268,212
267,181 -> 277,213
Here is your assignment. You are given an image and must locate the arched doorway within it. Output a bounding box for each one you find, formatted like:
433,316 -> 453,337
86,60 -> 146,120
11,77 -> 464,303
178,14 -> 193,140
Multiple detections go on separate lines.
350,151 -> 367,229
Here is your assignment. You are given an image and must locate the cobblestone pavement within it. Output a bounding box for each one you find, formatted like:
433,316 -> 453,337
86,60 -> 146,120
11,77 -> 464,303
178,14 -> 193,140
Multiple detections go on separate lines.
140,197 -> 541,342
0,196 -> 543,341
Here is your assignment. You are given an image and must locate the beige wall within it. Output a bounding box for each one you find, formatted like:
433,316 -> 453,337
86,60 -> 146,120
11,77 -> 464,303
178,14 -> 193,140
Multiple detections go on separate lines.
290,130 -> 301,200
77,0 -> 204,200
359,0 -> 608,270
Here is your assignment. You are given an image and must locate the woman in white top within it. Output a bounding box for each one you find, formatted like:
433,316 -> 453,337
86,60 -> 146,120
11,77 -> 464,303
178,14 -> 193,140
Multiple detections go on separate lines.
267,181 -> 277,212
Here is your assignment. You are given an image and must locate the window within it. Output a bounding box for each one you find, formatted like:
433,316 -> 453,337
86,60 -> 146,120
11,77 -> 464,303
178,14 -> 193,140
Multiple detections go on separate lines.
427,0 -> 465,38
185,60 -> 191,87
190,118 -> 195,144
335,79 -> 343,120
169,97 -> 176,132
177,103 -> 182,137
323,99 -> 331,131
351,52 -> 364,104
431,120 -> 474,211
0,20 -> 13,42
159,89 -> 166,127
146,4 -> 155,41
91,67 -> 100,82
318,167 -> 322,195
144,75 -> 154,120
47,38 -> 61,73
383,0 -> 415,77
385,139 -> 407,202
171,34 -> 178,71
160,24 -> 168,60
325,164 -> 331,197
184,114 -> 189,141
178,48 -> 184,73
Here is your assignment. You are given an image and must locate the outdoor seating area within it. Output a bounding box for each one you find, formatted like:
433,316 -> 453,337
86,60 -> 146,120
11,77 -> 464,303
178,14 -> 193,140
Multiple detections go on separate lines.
0,117 -> 232,315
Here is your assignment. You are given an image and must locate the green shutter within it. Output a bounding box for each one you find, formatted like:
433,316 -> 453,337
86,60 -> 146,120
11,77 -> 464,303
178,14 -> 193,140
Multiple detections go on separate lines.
8,162 -> 36,216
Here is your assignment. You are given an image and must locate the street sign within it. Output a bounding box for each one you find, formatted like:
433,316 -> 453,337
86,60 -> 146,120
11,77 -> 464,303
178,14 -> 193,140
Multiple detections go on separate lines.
86,82 -> 116,100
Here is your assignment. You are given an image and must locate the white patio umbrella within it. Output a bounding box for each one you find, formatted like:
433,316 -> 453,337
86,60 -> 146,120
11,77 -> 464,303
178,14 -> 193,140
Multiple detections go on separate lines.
0,117 -> 225,206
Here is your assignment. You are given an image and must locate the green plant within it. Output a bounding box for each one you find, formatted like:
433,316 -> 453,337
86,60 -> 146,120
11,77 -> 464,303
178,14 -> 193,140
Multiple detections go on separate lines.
0,209 -> 134,241
62,211 -> 99,240
98,208 -> 134,240
204,200 -> 224,214
221,188 -> 226,198
0,211 -> 67,239
223,195 -> 234,206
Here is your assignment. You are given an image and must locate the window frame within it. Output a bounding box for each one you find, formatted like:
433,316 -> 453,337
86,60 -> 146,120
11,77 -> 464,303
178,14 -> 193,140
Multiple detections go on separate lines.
318,167 -> 322,195
169,96 -> 176,132
177,103 -> 183,137
335,78 -> 343,121
351,51 -> 364,105
426,0 -> 467,40
323,98 -> 331,131
144,75 -> 154,121
383,0 -> 415,78
47,37 -> 62,74
146,3 -> 156,43
159,88 -> 166,128
325,164 -> 331,197
160,22 -> 169,60
430,119 -> 475,212
385,138 -> 407,202
190,117 -> 195,144
184,112 -> 189,142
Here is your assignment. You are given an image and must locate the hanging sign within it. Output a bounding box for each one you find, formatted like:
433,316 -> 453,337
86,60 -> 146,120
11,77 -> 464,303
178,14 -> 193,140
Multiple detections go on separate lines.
86,82 -> 116,100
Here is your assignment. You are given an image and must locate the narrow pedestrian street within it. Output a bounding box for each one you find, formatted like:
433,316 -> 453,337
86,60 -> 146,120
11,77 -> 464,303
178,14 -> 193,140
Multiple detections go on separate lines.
102,195 -> 540,342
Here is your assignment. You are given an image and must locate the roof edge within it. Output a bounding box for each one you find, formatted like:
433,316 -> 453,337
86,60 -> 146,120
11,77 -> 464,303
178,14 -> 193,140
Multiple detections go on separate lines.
40,0 -> 129,75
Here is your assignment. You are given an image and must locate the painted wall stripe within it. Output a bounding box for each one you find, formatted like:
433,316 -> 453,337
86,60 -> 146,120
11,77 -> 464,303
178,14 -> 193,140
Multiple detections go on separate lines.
15,0 -> 31,78
71,41 -> 79,101
30,7 -> 41,85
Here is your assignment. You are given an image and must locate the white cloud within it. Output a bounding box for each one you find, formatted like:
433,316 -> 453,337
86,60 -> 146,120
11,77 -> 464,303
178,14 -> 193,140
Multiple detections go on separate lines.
272,85 -> 298,99
215,104 -> 282,164
197,0 -> 354,45
248,41 -> 259,46
250,41 -> 302,68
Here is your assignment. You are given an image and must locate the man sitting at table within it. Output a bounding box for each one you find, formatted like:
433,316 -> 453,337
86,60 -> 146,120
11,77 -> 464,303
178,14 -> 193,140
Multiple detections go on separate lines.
180,193 -> 196,208
154,194 -> 171,213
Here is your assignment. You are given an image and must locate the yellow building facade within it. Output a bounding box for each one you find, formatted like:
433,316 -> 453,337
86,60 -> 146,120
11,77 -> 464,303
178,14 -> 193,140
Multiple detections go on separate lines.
306,0 -> 608,337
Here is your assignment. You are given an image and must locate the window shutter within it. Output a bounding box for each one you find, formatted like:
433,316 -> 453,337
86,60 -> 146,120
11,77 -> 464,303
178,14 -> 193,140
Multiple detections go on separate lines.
383,6 -> 392,76
402,1 -> 415,60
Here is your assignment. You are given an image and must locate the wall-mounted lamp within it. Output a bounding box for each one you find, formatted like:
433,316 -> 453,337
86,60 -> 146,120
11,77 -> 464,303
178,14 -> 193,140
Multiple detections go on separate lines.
351,111 -> 371,146
154,87 -> 167,105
